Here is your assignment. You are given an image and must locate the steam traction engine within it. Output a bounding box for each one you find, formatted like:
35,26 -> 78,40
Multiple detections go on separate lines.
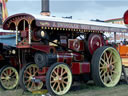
0,0 -> 20,91
3,13 -> 128,95
0,42 -> 19,90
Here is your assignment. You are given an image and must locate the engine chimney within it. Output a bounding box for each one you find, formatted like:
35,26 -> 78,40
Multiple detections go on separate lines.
41,0 -> 50,16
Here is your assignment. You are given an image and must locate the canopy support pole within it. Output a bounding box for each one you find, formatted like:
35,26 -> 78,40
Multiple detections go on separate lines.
16,26 -> 18,45
114,32 -> 116,43
28,24 -> 31,44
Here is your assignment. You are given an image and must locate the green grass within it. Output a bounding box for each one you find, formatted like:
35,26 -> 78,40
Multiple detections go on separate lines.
64,83 -> 128,96
0,82 -> 128,96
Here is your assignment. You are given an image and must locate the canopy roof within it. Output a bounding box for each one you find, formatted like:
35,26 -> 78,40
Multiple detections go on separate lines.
3,13 -> 128,33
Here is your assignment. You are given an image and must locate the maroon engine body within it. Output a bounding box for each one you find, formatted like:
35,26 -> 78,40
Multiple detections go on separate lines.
2,13 -> 108,76
2,13 -> 113,94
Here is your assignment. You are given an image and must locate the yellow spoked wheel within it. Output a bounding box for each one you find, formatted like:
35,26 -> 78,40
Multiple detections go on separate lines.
0,65 -> 19,90
46,63 -> 72,96
91,46 -> 122,87
19,63 -> 43,92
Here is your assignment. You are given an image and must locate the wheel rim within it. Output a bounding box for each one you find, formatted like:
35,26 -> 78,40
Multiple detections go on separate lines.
23,64 -> 43,91
50,64 -> 72,95
99,47 -> 122,87
0,67 -> 19,89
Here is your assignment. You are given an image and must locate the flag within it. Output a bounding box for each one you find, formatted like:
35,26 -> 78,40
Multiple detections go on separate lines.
0,0 -> 8,22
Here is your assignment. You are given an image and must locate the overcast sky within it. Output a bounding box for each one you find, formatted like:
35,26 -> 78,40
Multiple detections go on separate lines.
6,0 -> 128,20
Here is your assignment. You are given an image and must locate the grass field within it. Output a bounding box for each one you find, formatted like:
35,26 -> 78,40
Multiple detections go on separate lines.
65,82 -> 128,96
0,81 -> 128,96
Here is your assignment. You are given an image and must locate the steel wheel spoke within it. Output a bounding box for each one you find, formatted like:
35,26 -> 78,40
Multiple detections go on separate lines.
51,80 -> 55,83
33,67 -> 35,74
111,60 -> 117,65
26,71 -> 31,76
100,61 -> 104,66
1,76 -> 6,80
101,50 -> 115,84
107,72 -> 112,82
53,70 -> 58,76
33,70 -> 38,76
110,56 -> 113,64
100,69 -> 103,74
9,71 -> 15,76
61,68 -> 63,76
112,70 -> 118,74
5,70 -> 9,76
7,69 -> 11,76
104,76 -> 107,83
11,73 -> 17,78
58,82 -> 61,92
62,80 -> 68,85
62,82 -> 65,89
100,66 -> 105,69
27,81 -> 31,88
63,76 -> 68,80
28,68 -> 31,74
25,80 -> 29,83
31,82 -> 34,89
56,82 -> 59,91
108,51 -> 112,59
52,81 -> 57,88
101,58 -> 107,65
61,71 -> 67,76
3,71 -> 7,76
24,76 -> 29,79
103,52 -> 106,60
51,74 -> 55,78
57,67 -> 59,74
105,52 -> 109,64
101,71 -> 106,78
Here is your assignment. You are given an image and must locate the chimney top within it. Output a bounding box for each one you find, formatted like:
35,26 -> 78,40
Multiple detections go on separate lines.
41,0 -> 50,16
40,12 -> 50,16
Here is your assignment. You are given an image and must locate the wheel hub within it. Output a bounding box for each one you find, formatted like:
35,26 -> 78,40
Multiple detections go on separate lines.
109,65 -> 113,71
107,64 -> 113,72
59,77 -> 62,81
96,42 -> 100,46
5,76 -> 10,80
54,76 -> 62,81
29,75 -> 34,80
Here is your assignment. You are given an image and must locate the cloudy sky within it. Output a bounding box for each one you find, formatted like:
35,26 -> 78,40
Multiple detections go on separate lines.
6,0 -> 128,21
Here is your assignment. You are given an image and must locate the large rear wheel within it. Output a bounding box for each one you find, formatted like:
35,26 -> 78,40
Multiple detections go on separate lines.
91,46 -> 122,87
0,65 -> 19,90
46,63 -> 72,96
19,63 -> 43,92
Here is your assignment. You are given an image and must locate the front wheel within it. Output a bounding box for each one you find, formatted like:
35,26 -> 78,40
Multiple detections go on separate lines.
0,65 -> 19,90
91,46 -> 122,87
46,63 -> 72,96
19,63 -> 43,92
